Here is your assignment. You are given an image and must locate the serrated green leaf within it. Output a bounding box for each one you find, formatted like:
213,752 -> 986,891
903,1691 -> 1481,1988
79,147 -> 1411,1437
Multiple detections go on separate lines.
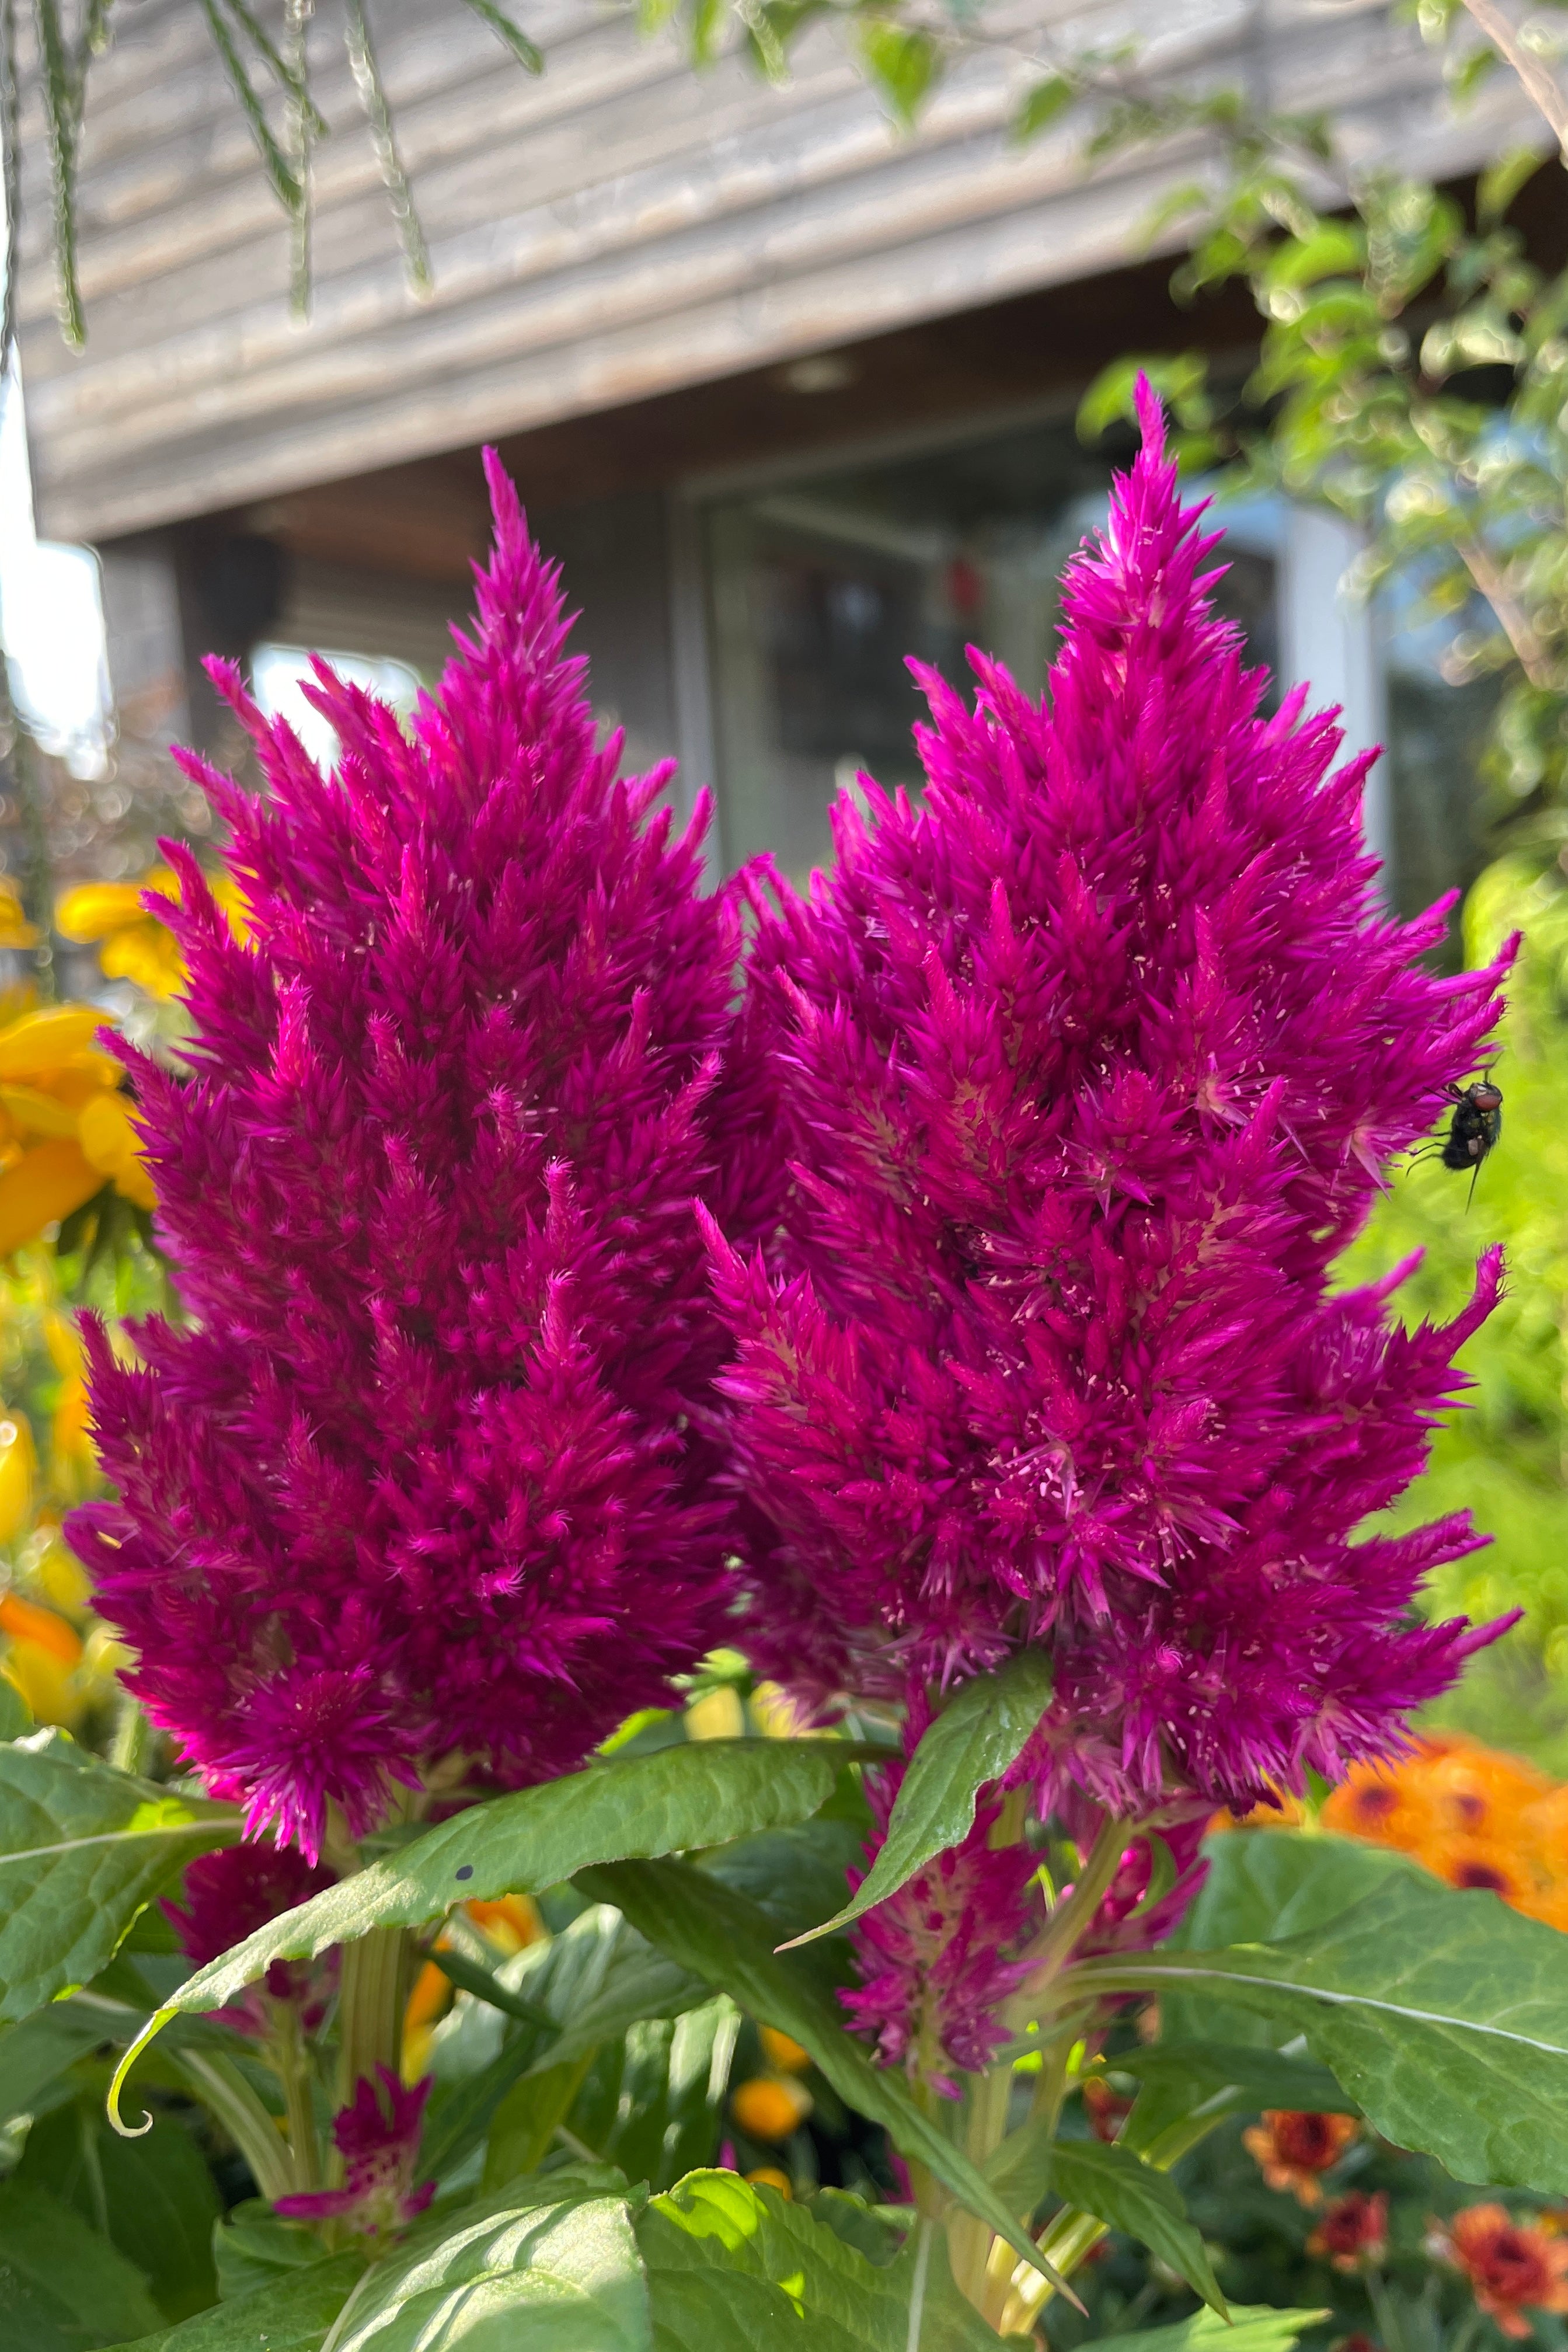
639,2172 -> 1005,2350
982,2128 -> 1225,2315
0,1731 -> 234,2025
782,1651 -> 1050,1948
1065,1866 -> 1568,2194
0,2177 -> 163,2351
107,2251 -> 364,2352
579,1858 -> 1072,2298
329,2183 -> 651,2351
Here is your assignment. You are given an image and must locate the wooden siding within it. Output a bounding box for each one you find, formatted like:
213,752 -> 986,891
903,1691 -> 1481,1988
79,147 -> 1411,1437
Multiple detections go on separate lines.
16,0 -> 1534,543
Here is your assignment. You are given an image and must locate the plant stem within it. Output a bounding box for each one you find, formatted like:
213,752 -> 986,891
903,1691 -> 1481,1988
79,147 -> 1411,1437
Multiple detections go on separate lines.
176,2050 -> 295,2203
949,2061 -> 1016,2306
906,2217 -> 935,2352
1005,1811 -> 1130,2027
270,1996 -> 321,2194
1461,0 -> 1568,152
333,1923 -> 413,2173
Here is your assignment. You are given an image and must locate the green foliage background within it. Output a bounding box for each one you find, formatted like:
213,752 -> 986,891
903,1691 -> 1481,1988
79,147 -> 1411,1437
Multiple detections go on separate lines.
1342,858 -> 1568,1768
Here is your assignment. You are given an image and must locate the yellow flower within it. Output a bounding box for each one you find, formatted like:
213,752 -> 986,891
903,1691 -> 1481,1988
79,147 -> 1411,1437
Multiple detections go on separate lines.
57,867 -> 251,1001
0,1587 -> 83,1727
0,880 -> 37,950
758,2027 -> 811,2075
78,1093 -> 156,1211
744,2168 -> 793,2199
685,1686 -> 745,1741
0,1412 -> 34,1543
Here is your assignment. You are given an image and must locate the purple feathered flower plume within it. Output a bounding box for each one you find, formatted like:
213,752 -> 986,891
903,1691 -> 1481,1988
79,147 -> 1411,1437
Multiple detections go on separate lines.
709,383 -> 1517,1818
69,454 -> 763,1858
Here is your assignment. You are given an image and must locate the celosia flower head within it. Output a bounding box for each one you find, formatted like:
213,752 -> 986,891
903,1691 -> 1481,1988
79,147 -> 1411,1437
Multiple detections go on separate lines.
69,454 -> 764,1858
275,2067 -> 434,2233
709,382 -> 1515,1813
163,1842 -> 334,2032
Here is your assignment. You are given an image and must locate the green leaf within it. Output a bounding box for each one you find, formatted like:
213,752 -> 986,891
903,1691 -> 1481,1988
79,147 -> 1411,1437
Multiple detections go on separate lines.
1478,143 -> 1550,226
0,1678 -> 32,1739
0,2007 -> 105,2126
212,2201 -> 336,2301
1067,1867 -> 1568,2194
1099,2309 -> 1327,2352
639,2171 -> 1004,2350
161,1742 -> 858,2020
579,1858 -> 1072,2298
782,1651 -> 1050,1947
482,2052 -> 597,2189
0,1731 -> 234,2025
984,2129 -> 1225,2315
457,0 -> 542,71
1013,72 -> 1074,140
0,2177 -> 163,2351
106,2253 -> 364,2352
855,20 -> 939,127
567,1996 -> 739,2191
16,2100 -> 219,2321
327,2182 -> 650,2351
1110,2039 -> 1355,2119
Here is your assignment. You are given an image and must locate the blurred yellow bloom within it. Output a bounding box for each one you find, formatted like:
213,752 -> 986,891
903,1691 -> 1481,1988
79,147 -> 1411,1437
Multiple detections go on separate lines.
0,1587 -> 83,1727
78,1093 -> 156,1211
758,2027 -> 811,2075
465,1894 -> 544,1954
0,880 -> 37,950
744,2168 -> 793,2199
32,1535 -> 92,1616
685,1686 -> 745,1742
0,1413 -> 34,1543
751,1680 -> 812,1739
57,867 -> 251,1002
0,999 -> 157,1246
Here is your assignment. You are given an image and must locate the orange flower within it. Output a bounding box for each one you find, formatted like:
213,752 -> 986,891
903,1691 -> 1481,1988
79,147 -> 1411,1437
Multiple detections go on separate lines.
1242,2110 -> 1358,2206
758,2027 -> 811,2075
1428,2205 -> 1568,2338
1322,1762 -> 1435,1853
1309,2190 -> 1389,2271
744,2167 -> 793,2198
730,2075 -> 813,2143
1424,1745 -> 1549,1842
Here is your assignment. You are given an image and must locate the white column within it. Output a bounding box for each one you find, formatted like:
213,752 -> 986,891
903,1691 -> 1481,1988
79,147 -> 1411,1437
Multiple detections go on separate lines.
1279,505 -> 1391,882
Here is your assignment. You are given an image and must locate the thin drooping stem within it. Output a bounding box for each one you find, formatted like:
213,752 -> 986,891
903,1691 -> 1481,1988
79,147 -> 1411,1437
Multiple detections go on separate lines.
1461,0 -> 1568,152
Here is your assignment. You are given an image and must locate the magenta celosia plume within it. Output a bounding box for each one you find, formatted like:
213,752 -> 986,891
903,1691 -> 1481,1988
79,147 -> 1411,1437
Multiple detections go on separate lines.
709,382 -> 1517,1814
69,454 -> 764,1858
275,2067 -> 434,2233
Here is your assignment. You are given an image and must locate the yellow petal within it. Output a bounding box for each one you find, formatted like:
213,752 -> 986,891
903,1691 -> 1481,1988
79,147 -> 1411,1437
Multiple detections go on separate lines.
34,1538 -> 91,1615
43,1311 -> 85,1381
685,1687 -> 745,1741
99,925 -> 187,999
2,1639 -> 82,1729
0,890 -> 39,949
0,1139 -> 106,1255
0,1417 -> 34,1547
78,1091 -> 140,1177
0,1007 -> 110,1079
0,1084 -> 90,1140
56,883 -> 151,942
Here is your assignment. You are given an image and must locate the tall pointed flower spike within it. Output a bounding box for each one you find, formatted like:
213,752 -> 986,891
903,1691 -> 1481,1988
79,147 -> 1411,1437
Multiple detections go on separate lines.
69,453 -> 768,1860
713,378 -> 1518,1817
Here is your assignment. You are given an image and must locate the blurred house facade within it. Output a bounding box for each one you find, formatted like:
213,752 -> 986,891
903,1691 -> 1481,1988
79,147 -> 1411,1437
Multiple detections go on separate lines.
13,0 -> 1536,898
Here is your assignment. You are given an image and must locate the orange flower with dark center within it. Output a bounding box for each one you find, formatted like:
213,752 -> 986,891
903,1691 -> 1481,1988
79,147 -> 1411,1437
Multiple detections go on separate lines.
1242,2110 -> 1358,2206
1428,2205 -> 1568,2339
1322,1767 -> 1434,1855
1309,2190 -> 1389,2271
